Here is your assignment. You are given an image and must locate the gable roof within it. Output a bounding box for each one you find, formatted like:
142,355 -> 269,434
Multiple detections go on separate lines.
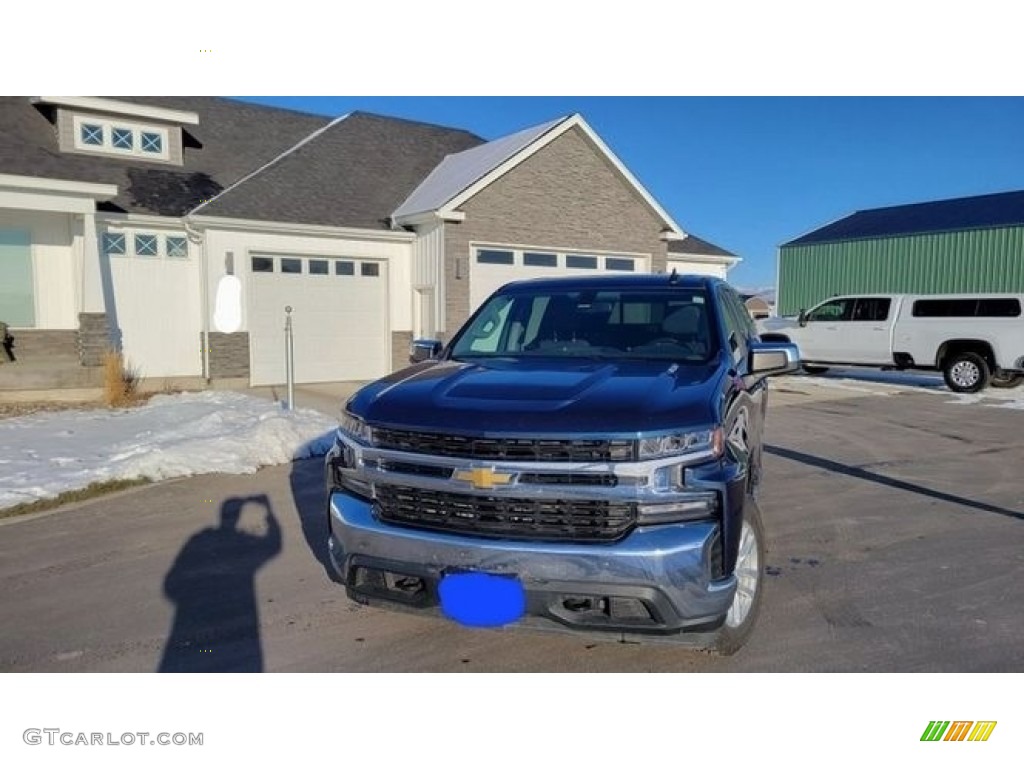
391,113 -> 686,236
668,232 -> 739,259
0,97 -> 330,217
196,111 -> 483,229
392,117 -> 567,220
784,189 -> 1024,247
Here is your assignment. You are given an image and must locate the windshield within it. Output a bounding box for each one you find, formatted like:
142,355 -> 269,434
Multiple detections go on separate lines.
449,287 -> 719,362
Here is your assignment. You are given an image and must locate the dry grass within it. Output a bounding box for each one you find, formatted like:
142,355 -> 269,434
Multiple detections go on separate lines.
102,350 -> 142,408
0,477 -> 152,520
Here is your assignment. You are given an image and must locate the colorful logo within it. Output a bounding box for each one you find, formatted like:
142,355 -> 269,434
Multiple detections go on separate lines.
921,721 -> 997,742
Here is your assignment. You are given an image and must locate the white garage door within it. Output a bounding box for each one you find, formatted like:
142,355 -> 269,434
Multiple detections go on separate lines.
469,247 -> 649,310
249,254 -> 388,386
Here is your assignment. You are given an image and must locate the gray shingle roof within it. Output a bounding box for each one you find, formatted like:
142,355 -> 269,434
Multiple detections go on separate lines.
197,111 -> 484,229
392,116 -> 568,220
0,97 -> 330,217
783,189 -> 1024,246
668,233 -> 739,258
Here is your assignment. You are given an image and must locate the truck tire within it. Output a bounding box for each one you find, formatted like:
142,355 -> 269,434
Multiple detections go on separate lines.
802,364 -> 829,375
712,496 -> 765,656
990,371 -> 1024,389
942,351 -> 991,393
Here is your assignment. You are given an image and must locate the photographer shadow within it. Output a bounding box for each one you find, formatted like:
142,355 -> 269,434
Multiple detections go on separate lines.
158,495 -> 281,672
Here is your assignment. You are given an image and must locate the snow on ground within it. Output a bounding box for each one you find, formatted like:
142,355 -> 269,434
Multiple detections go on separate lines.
0,391 -> 339,510
790,368 -> 1024,408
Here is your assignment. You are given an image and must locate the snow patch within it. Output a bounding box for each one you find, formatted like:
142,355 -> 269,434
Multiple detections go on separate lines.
0,391 -> 338,510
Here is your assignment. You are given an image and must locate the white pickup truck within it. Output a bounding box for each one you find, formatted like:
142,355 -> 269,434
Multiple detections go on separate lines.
758,293 -> 1024,393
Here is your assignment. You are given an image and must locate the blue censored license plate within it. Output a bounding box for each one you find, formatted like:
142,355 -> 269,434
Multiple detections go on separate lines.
438,572 -> 526,628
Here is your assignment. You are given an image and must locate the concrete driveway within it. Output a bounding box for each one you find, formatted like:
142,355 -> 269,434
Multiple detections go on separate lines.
1,378 -> 1023,672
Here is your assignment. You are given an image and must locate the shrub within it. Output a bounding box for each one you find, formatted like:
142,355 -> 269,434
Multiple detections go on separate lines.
103,350 -> 141,407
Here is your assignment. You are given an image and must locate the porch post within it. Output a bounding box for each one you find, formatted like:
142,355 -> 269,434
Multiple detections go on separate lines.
80,212 -> 105,314
77,211 -> 117,365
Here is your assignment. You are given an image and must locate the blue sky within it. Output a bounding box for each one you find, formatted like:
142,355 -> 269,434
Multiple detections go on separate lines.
236,97 -> 1024,289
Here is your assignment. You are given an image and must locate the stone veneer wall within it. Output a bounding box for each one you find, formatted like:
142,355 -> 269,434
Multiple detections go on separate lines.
77,313 -> 115,366
206,332 -> 250,379
443,126 -> 670,333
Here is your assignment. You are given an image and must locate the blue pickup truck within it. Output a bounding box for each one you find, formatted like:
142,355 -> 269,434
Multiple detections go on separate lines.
325,274 -> 798,653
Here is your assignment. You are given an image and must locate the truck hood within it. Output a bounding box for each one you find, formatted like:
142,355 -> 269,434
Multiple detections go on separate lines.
346,357 -> 724,436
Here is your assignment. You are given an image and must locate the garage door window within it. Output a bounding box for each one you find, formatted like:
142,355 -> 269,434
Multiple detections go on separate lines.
605,257 -> 635,271
477,249 -> 514,265
335,261 -> 355,276
134,234 -> 158,257
361,262 -> 380,277
309,259 -> 329,275
251,256 -> 274,273
524,252 -> 557,267
566,255 -> 598,269
280,258 -> 302,274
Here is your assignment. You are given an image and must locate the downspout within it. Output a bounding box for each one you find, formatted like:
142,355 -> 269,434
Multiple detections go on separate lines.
184,216 -> 210,383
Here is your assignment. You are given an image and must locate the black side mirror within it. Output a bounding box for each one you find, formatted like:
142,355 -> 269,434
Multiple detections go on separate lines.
797,309 -> 808,327
409,339 -> 443,364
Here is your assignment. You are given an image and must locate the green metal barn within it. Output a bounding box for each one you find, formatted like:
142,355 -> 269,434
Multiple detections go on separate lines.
776,190 -> 1024,317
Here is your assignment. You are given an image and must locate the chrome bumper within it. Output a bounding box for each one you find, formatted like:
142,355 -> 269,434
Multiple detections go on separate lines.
327,490 -> 736,640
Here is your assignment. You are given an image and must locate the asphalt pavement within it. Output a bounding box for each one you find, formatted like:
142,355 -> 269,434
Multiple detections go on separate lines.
1,378 -> 1022,672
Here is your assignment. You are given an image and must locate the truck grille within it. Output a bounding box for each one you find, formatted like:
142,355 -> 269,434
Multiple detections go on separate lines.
372,428 -> 635,462
374,484 -> 636,542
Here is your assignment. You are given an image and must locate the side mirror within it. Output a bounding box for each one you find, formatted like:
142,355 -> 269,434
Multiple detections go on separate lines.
748,341 -> 800,377
409,339 -> 443,364
797,309 -> 808,327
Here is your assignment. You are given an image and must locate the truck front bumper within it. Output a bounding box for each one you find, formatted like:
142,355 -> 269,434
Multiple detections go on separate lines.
327,490 -> 737,642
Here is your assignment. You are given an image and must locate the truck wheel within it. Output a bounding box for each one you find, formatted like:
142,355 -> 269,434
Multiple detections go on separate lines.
712,496 -> 765,656
990,371 -> 1024,389
942,351 -> 991,393
802,364 -> 829,375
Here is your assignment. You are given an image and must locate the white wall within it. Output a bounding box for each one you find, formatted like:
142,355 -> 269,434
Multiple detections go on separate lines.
101,221 -> 202,377
667,256 -> 730,279
203,228 -> 413,334
0,208 -> 77,328
411,221 -> 444,337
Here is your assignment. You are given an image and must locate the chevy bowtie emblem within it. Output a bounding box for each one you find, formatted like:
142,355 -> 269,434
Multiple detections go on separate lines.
454,467 -> 514,490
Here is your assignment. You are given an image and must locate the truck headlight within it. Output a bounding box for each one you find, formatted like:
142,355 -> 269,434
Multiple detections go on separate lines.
638,427 -> 723,461
339,411 -> 374,445
637,491 -> 719,524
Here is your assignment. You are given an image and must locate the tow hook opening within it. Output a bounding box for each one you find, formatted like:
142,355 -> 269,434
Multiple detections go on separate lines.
352,566 -> 428,604
558,594 -> 655,624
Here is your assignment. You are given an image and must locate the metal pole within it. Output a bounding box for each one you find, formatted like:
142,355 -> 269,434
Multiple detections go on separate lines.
284,305 -> 294,410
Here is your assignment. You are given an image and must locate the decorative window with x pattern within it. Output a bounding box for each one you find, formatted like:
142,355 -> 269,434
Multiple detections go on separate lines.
140,132 -> 162,153
111,128 -> 133,150
81,123 -> 104,145
166,236 -> 188,258
135,234 -> 158,257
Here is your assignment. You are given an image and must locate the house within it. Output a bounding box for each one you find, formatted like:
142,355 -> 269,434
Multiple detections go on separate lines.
777,189 -> 1024,316
0,97 -> 741,387
739,294 -> 773,320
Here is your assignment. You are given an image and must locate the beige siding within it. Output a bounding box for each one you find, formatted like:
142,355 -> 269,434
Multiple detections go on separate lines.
56,108 -> 183,166
443,126 -> 669,333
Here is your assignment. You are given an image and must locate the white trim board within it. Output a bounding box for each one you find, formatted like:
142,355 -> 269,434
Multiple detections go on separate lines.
32,97 -> 200,125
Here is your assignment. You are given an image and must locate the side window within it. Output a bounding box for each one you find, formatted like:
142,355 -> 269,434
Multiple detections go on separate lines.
852,297 -> 891,322
807,298 -> 852,322
717,288 -> 750,361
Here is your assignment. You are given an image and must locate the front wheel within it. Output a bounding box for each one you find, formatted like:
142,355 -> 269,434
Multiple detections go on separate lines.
712,496 -> 765,656
942,351 -> 991,393
990,371 -> 1024,389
